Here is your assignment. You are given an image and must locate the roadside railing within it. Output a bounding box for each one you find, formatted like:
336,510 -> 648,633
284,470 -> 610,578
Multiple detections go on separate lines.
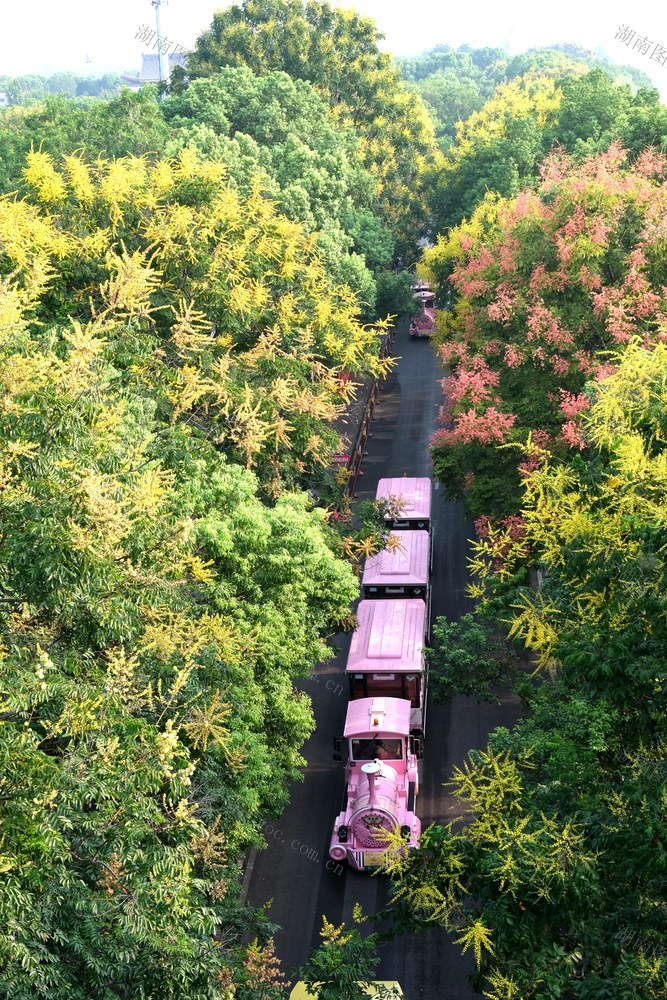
343,327 -> 395,496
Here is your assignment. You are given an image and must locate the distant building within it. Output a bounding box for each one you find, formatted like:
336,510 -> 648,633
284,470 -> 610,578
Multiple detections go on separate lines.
0,92 -> 9,108
121,52 -> 187,91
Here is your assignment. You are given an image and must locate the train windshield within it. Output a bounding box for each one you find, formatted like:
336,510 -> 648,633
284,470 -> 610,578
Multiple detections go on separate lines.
351,738 -> 403,761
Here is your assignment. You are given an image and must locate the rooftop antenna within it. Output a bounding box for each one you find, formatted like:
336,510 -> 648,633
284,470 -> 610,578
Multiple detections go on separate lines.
152,0 -> 170,98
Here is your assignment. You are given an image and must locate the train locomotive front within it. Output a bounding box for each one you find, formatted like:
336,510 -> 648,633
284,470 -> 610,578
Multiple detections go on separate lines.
330,697 -> 421,872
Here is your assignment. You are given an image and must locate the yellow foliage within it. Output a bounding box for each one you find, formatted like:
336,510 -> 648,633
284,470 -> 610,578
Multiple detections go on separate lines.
23,150 -> 67,202
63,154 -> 95,203
451,78 -> 561,161
454,920 -> 495,968
101,246 -> 161,319
506,594 -> 560,664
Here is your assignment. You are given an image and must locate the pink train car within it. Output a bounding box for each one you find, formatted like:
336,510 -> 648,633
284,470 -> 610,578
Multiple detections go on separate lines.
376,476 -> 432,532
330,697 -> 422,872
346,600 -> 427,735
362,530 -> 430,602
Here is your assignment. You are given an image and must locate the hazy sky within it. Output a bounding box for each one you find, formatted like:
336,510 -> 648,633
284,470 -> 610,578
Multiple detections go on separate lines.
4,0 -> 667,97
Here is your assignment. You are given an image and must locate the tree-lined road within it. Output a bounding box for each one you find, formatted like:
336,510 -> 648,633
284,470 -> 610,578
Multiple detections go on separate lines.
245,324 -> 524,997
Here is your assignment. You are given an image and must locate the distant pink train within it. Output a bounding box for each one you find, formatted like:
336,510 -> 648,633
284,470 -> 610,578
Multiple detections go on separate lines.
330,477 -> 432,872
409,280 -> 436,338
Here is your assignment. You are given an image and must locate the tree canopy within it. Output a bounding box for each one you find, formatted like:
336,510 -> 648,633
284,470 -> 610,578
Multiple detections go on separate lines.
0,145 -> 385,993
387,340 -> 667,1000
425,143 -> 667,518
185,0 -> 439,259
3,147 -> 390,491
162,67 -> 381,310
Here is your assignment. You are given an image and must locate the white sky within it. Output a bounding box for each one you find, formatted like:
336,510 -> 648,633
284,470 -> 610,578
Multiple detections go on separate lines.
4,0 -> 667,98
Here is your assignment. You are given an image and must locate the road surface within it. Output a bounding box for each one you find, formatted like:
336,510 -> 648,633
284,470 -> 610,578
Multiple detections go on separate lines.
245,323 -> 524,997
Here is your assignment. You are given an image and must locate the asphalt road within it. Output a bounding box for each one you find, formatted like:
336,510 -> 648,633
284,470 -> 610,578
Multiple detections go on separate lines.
245,323 -> 524,997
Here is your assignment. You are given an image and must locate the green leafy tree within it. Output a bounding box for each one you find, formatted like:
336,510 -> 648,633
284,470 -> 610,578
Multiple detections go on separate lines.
374,270 -> 417,323
387,339 -> 667,999
0,90 -> 170,194
46,71 -> 78,96
296,912 -> 401,1000
4,73 -> 46,105
0,184 -> 361,993
424,75 -> 562,232
2,148 -> 390,492
163,67 -> 379,309
163,67 -> 375,233
544,68 -> 632,152
414,69 -> 484,148
429,614 -> 517,703
186,0 -> 439,260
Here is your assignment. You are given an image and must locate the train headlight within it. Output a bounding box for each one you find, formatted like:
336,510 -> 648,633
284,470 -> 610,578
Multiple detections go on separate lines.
338,825 -> 348,843
400,825 -> 411,840
330,845 -> 347,861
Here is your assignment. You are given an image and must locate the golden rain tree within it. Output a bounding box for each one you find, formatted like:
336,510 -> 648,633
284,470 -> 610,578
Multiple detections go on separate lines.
0,147 -> 391,495
0,187 -> 363,994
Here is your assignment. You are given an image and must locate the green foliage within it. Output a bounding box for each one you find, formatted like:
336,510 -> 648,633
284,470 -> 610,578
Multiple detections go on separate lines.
545,69 -> 633,152
296,914 -> 389,1000
163,67 -> 375,235
424,75 -> 561,233
0,72 -> 121,106
0,90 -> 170,193
390,340 -> 667,999
186,0 -> 439,260
374,270 -> 417,322
414,70 -> 485,149
0,148 -> 371,992
397,43 -> 656,155
2,148 -> 390,491
429,614 -> 517,703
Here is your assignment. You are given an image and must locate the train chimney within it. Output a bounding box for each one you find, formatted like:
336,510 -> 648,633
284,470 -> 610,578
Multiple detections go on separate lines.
361,761 -> 383,806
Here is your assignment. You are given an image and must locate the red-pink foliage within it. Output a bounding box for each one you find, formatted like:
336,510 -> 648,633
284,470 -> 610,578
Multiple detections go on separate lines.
561,420 -> 587,450
486,283 -> 518,324
504,344 -> 524,368
432,407 -> 516,447
633,148 -> 667,179
558,390 -> 591,419
431,142 -> 667,512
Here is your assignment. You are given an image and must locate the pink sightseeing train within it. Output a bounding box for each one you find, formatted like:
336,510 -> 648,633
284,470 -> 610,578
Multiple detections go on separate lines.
409,281 -> 436,339
362,530 -> 430,602
329,477 -> 432,872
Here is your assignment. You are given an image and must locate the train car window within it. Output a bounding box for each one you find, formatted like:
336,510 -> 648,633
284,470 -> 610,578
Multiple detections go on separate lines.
351,738 -> 403,761
405,674 -> 420,706
349,674 -> 366,699
365,673 -> 403,699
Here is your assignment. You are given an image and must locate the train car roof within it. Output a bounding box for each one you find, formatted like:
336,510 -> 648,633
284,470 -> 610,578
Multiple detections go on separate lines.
376,476 -> 431,519
346,600 -> 425,674
362,531 -> 429,587
343,697 -> 411,738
